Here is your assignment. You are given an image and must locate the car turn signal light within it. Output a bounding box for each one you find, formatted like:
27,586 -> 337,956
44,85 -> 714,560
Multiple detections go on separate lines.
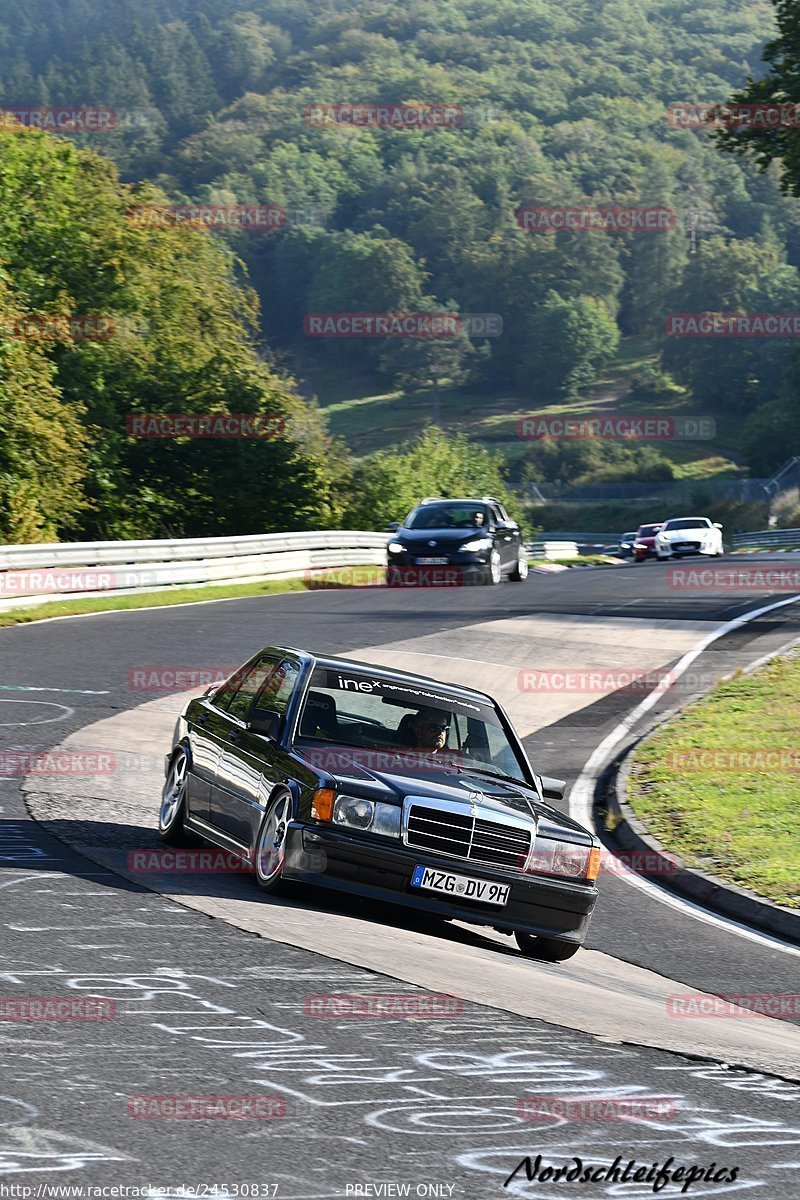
311,787 -> 335,821
586,846 -> 601,881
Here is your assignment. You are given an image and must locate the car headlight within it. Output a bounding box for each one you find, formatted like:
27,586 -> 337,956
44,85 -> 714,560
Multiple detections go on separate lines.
526,837 -> 600,881
332,795 -> 401,837
459,538 -> 492,553
387,541 -> 405,554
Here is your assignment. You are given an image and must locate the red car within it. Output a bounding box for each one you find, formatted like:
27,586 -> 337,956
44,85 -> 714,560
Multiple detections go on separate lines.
633,522 -> 664,562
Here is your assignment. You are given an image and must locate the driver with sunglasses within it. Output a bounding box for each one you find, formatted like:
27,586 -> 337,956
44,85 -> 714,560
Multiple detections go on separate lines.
401,705 -> 450,753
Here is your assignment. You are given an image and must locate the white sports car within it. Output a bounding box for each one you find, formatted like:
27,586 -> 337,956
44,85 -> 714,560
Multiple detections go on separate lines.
654,517 -> 724,559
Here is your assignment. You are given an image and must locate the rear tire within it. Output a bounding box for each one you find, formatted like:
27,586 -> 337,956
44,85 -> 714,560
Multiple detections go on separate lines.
509,549 -> 529,582
514,932 -> 580,962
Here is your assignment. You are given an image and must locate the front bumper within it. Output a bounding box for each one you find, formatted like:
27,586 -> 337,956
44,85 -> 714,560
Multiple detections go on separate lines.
656,542 -> 705,557
388,549 -> 490,575
284,824 -> 598,943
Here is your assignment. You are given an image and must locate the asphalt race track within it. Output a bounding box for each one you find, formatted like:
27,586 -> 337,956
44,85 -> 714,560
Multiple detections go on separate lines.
2,556 -> 800,1198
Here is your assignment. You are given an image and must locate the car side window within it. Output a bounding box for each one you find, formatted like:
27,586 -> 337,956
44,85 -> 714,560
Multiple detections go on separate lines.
489,503 -> 504,526
225,653 -> 282,723
252,658 -> 300,715
210,661 -> 261,714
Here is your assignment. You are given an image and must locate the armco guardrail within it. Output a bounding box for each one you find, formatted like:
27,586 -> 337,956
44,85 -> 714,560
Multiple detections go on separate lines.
732,528 -> 800,548
530,541 -> 580,560
0,531 -> 388,611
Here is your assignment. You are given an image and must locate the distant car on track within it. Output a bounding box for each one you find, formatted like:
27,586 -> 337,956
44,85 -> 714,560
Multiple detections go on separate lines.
619,532 -> 637,557
633,522 -> 664,562
654,517 -> 724,559
159,646 -> 600,962
385,496 -> 528,585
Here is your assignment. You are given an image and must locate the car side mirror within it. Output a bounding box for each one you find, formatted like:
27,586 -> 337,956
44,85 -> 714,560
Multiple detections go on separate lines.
248,708 -> 281,740
714,523 -> 723,529
539,775 -> 566,801
386,521 -> 400,532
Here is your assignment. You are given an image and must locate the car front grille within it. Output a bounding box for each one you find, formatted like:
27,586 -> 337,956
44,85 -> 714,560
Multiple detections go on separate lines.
405,802 -> 531,870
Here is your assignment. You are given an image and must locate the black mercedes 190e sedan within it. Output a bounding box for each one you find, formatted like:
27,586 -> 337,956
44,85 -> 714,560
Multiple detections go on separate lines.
159,646 -> 600,961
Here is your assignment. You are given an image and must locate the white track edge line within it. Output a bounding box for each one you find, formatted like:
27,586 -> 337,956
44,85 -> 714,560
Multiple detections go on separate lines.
570,591 -> 800,958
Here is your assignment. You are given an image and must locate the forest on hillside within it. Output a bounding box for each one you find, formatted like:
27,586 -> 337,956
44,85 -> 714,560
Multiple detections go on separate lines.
3,0 -> 800,537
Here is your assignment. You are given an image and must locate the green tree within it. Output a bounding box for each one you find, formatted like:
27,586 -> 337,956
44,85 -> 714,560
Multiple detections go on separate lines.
0,286 -> 88,541
517,291 -> 620,396
343,426 -> 526,530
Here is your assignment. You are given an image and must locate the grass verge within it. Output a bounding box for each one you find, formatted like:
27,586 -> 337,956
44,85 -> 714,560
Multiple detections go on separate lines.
0,577 -> 313,627
626,653 -> 800,908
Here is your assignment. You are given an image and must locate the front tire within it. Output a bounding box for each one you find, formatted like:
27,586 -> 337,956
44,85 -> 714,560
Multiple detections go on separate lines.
509,549 -> 529,582
254,790 -> 293,894
514,931 -> 580,962
484,549 -> 502,585
159,749 -> 191,845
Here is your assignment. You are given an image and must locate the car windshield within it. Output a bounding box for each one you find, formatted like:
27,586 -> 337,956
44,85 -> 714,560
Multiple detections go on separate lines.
296,667 -> 531,785
663,519 -> 707,530
405,503 -> 490,530
638,525 -> 661,537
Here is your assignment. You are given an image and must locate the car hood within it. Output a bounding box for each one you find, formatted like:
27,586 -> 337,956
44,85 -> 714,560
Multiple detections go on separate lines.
658,527 -> 708,540
296,742 -> 592,840
636,536 -> 657,546
394,527 -> 488,547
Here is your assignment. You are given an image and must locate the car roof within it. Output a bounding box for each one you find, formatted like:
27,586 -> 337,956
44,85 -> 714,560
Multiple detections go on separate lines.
269,645 -> 495,705
415,497 -> 494,506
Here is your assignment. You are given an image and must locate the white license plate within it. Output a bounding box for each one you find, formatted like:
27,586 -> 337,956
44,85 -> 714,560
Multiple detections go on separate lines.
410,864 -> 510,906
416,556 -> 449,565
